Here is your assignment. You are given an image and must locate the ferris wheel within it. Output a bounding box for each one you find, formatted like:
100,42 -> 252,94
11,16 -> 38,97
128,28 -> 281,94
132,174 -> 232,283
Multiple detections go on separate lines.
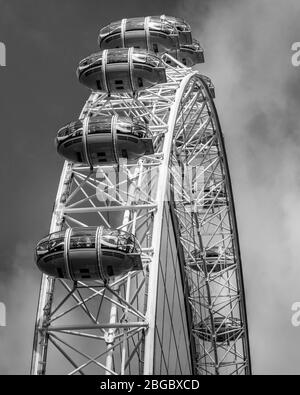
31,15 -> 251,375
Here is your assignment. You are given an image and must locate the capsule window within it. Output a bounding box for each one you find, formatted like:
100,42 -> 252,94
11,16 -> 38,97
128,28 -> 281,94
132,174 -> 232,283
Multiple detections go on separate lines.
125,18 -> 145,31
112,252 -> 124,259
97,152 -> 107,162
121,149 -> 128,158
107,49 -> 129,63
80,268 -> 91,279
84,69 -> 97,78
152,43 -> 158,53
107,266 -> 114,276
57,268 -> 64,277
137,77 -> 143,88
105,35 -> 118,44
115,79 -> 124,90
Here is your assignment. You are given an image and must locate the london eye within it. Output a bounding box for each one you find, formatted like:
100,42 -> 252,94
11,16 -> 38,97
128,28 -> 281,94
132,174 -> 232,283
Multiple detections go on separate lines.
31,15 -> 251,375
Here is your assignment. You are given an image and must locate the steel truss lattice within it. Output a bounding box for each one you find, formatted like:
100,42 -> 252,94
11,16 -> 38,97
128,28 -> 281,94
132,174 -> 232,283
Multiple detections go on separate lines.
31,55 -> 251,375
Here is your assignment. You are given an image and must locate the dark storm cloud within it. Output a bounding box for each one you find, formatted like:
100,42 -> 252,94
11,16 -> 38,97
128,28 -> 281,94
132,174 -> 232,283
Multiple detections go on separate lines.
174,0 -> 300,374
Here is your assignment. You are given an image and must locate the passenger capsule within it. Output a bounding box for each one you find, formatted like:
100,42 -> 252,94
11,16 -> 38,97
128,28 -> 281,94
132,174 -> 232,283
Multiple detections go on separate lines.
195,317 -> 243,343
56,115 -> 154,166
188,247 -> 234,273
35,227 -> 143,282
165,40 -> 204,67
158,15 -> 193,45
77,48 -> 167,93
98,16 -> 180,53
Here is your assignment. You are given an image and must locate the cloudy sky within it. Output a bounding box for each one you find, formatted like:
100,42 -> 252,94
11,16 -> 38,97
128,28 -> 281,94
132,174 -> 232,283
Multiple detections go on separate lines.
0,0 -> 300,374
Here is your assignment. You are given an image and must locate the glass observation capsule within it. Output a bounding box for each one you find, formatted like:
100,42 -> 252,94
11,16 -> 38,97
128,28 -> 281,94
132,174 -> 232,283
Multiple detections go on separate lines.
35,227 -> 143,282
158,15 -> 193,45
165,40 -> 204,67
195,317 -> 243,343
56,114 -> 154,166
77,48 -> 167,93
98,16 -> 180,53
188,247 -> 234,273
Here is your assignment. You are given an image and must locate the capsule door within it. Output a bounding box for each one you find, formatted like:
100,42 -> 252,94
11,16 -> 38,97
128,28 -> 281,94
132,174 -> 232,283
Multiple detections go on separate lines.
122,30 -> 148,51
68,248 -> 99,280
99,17 -> 179,53
105,63 -> 132,92
86,133 -> 118,164
67,229 -> 99,280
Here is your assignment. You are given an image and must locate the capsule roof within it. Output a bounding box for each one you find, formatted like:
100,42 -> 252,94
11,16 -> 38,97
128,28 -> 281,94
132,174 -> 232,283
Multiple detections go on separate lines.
98,16 -> 181,53
78,48 -> 163,72
36,227 -> 141,254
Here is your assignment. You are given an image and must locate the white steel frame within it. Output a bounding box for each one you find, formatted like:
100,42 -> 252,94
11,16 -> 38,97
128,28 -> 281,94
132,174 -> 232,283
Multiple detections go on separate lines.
31,54 -> 251,375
